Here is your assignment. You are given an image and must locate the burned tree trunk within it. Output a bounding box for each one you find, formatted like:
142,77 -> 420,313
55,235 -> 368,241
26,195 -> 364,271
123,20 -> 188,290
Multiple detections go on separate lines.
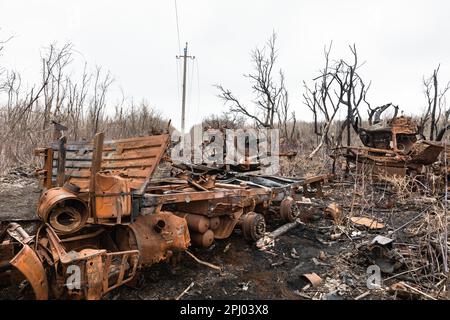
304,43 -> 370,158
420,66 -> 450,141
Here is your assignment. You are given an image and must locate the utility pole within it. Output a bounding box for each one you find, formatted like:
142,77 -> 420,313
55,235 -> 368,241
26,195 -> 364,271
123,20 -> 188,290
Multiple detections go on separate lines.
176,42 -> 195,134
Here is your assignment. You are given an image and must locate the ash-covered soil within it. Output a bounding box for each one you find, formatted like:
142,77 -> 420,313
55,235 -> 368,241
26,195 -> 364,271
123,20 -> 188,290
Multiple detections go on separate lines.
0,168 -> 41,222
113,220 -> 346,300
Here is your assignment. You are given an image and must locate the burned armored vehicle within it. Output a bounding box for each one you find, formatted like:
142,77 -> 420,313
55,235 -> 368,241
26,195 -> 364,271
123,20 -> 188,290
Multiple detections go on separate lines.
337,116 -> 444,178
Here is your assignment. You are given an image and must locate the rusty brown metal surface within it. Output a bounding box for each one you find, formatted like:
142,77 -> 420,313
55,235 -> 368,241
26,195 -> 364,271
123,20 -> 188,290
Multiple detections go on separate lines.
116,212 -> 190,266
95,172 -> 132,221
212,209 -> 246,240
190,229 -> 215,247
37,186 -> 88,234
280,197 -> 298,222
9,244 -> 49,300
239,212 -> 266,241
176,213 -> 211,233
37,225 -> 140,300
302,272 -> 323,287
35,147 -> 54,189
6,223 -> 34,244
408,140 -> 444,165
339,116 -> 444,179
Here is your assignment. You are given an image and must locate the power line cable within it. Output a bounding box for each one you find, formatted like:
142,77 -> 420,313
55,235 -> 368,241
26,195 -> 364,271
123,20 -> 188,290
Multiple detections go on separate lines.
174,0 -> 182,54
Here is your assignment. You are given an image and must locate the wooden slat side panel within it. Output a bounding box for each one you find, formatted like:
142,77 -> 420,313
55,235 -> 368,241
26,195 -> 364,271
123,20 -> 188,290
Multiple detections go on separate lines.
50,134 -> 169,192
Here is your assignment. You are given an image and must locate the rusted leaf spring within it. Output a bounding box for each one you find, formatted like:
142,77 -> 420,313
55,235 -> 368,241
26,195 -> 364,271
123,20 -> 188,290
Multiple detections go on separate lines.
142,188 -> 254,208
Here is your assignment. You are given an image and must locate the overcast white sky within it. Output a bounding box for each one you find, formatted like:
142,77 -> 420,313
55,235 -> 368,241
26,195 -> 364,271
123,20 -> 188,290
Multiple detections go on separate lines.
1,0 -> 449,130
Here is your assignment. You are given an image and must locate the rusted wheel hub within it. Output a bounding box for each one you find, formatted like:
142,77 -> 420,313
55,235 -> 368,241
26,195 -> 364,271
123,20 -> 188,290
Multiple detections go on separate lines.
280,197 -> 299,222
241,212 -> 266,241
48,205 -> 85,234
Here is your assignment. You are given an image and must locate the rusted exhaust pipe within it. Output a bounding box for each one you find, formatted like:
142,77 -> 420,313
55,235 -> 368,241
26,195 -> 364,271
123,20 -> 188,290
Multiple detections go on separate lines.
176,213 -> 210,234
190,229 -> 215,248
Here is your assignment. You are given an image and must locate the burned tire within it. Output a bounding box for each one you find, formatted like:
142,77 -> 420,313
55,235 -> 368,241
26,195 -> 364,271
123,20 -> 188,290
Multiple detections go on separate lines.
280,197 -> 299,222
241,212 -> 266,241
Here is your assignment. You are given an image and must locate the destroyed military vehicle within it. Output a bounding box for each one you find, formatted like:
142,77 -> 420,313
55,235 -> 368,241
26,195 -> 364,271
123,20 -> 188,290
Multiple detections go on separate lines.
336,116 -> 444,178
0,126 -> 331,300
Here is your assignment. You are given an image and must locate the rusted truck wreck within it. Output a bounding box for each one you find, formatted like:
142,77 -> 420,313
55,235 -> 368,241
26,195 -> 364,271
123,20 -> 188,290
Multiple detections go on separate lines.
335,116 -> 444,178
0,132 -> 330,299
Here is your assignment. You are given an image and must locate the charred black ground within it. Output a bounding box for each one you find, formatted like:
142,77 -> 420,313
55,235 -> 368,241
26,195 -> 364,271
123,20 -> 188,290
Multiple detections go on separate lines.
2,167 -> 447,300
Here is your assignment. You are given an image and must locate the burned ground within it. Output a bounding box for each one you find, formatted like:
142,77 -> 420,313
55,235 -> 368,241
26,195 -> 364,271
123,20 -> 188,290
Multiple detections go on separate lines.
1,157 -> 449,300
110,170 -> 450,301
0,169 -> 40,222
107,217 -> 345,300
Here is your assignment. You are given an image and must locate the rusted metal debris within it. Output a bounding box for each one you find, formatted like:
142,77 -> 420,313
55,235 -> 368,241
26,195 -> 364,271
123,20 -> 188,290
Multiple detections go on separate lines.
350,217 -> 385,230
335,116 -> 444,179
302,272 -> 323,288
0,127 -> 332,300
